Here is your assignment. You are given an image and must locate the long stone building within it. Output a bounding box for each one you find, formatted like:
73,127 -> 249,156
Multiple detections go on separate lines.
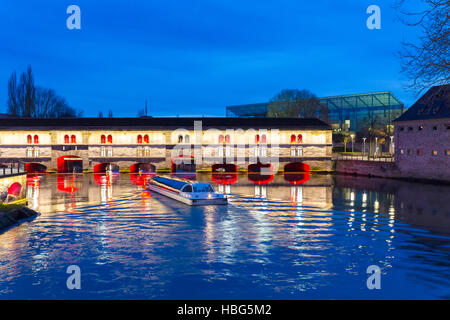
0,117 -> 332,173
394,84 -> 450,181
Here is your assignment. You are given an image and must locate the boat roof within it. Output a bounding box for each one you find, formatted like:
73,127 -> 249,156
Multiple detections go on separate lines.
153,175 -> 212,189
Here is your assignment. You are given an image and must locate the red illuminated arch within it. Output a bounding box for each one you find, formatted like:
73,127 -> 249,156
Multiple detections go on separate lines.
33,135 -> 39,144
212,172 -> 238,185
284,162 -> 310,173
64,135 -> 70,144
101,135 -> 106,144
218,134 -> 224,143
7,182 -> 22,196
143,134 -> 149,144
225,134 -> 230,144
297,134 -> 303,143
71,135 -> 76,144
291,134 -> 296,143
255,134 -> 260,144
107,135 -> 113,144
27,135 -> 32,144
137,135 -> 142,144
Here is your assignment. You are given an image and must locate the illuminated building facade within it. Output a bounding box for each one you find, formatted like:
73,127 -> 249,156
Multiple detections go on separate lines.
0,117 -> 332,173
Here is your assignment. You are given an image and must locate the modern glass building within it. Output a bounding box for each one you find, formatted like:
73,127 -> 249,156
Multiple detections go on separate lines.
226,91 -> 405,132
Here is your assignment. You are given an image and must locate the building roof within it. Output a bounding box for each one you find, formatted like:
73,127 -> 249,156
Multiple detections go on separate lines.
226,91 -> 405,117
0,117 -> 331,130
319,91 -> 404,112
394,84 -> 450,122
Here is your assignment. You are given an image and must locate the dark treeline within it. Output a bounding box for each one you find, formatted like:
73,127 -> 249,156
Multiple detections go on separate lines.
266,89 -> 330,123
6,65 -> 82,118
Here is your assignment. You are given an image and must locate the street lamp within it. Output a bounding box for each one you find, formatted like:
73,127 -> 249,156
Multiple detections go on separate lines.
350,134 -> 355,154
375,137 -> 378,157
362,137 -> 367,156
390,136 -> 394,154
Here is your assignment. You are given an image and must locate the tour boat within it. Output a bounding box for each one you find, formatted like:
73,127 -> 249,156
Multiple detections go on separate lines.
147,175 -> 228,206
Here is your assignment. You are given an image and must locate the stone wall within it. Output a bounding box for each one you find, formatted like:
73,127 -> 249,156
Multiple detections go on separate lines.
394,118 -> 450,182
335,159 -> 449,183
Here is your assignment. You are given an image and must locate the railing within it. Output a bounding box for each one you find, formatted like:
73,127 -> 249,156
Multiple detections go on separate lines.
0,162 -> 26,176
333,153 -> 394,162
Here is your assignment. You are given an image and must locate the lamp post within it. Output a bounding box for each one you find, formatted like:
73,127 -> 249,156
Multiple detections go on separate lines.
362,137 -> 367,157
375,137 -> 378,158
389,136 -> 394,154
350,134 -> 355,155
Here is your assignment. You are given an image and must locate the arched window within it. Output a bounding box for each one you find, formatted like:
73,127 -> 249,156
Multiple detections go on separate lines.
261,134 -> 267,144
185,134 -> 190,143
144,135 -> 149,144
107,135 -> 113,144
218,134 -> 224,143
291,134 -> 296,143
255,134 -> 260,144
71,135 -> 76,144
33,135 -> 39,144
144,147 -> 150,157
178,135 -> 183,143
297,134 -> 303,143
64,135 -> 70,144
101,135 -> 106,144
137,135 -> 142,144
27,135 -> 32,144
225,134 -> 230,144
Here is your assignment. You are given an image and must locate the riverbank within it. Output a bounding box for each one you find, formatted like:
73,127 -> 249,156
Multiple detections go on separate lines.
335,159 -> 450,184
0,205 -> 39,233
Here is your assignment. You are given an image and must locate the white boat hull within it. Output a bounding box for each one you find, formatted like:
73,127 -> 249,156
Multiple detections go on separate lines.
148,185 -> 228,206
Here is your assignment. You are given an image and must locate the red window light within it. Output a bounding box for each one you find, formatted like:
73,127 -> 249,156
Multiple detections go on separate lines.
27,135 -> 32,144
261,134 -> 267,143
101,135 -> 106,144
297,134 -> 303,143
144,135 -> 149,144
64,135 -> 70,144
34,135 -> 39,144
137,135 -> 142,144
291,134 -> 296,143
225,134 -> 230,144
107,135 -> 113,144
218,135 -> 224,143
255,134 -> 260,144
71,135 -> 76,144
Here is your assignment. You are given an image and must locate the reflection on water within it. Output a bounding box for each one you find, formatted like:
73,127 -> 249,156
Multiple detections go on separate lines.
0,173 -> 449,299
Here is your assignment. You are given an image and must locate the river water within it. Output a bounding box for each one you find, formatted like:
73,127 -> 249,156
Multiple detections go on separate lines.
0,173 -> 449,299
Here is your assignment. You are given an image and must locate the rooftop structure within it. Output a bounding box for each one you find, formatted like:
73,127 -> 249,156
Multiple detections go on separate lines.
226,91 -> 405,132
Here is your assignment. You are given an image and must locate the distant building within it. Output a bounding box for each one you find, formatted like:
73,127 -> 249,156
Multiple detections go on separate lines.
226,91 -> 405,132
0,117 -> 332,173
394,84 -> 450,181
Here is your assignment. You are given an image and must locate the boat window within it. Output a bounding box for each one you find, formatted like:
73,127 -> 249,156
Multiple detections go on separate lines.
182,185 -> 193,192
193,184 -> 214,193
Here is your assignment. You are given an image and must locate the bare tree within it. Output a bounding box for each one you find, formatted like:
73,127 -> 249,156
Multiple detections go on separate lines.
396,0 -> 449,93
6,66 -> 81,118
266,89 -> 329,122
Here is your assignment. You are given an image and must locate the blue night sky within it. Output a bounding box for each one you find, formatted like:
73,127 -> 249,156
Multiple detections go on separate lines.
1,0 -> 423,117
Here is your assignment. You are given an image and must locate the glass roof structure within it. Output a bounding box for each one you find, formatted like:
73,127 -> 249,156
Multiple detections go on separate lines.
226,91 -> 405,131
